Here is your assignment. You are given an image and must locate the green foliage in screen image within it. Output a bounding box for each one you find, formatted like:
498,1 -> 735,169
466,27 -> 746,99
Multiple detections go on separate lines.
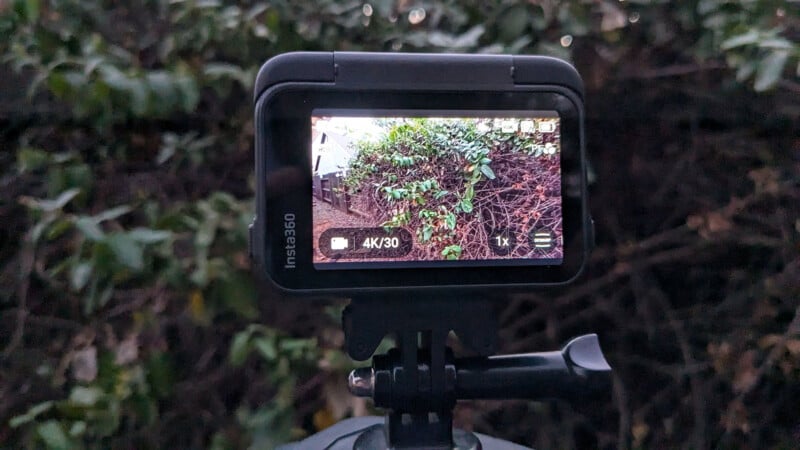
344,118 -> 550,259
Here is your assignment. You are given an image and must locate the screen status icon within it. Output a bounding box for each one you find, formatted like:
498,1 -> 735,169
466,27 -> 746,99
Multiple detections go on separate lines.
529,229 -> 554,249
488,229 -> 515,256
330,236 -> 349,250
520,120 -> 535,133
538,120 -> 556,133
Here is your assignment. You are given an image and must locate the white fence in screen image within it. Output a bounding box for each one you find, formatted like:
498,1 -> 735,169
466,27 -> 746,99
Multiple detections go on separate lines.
311,117 -> 382,213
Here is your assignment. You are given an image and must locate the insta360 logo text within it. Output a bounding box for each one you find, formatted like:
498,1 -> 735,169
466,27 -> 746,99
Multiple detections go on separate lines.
284,213 -> 296,269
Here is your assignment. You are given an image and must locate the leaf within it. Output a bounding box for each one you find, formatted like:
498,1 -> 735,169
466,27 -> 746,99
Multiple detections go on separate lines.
30,219 -> 51,244
758,37 -> 794,50
230,331 -> 252,366
313,407 -> 337,432
47,72 -> 71,98
445,213 -> 456,230
280,337 -> 314,353
175,73 -> 199,112
156,142 -> 176,165
480,165 -> 496,180
46,218 -> 73,241
204,62 -> 245,79
498,4 -> 530,42
14,0 -> 40,23
754,50 -> 789,92
422,225 -> 433,242
735,61 -> 757,82
128,78 -> 150,116
253,336 -> 278,360
68,421 -> 86,437
427,25 -> 485,48
22,188 -> 80,212
62,164 -> 93,193
128,228 -> 171,243
196,218 -> 219,248
459,199 -> 473,214
190,255 -> 209,287
69,262 -> 93,291
209,432 -> 234,450
98,64 -> 137,98
97,283 -> 113,308
145,352 -> 175,398
720,30 -> 760,50
441,245 -> 462,260
69,386 -> 104,407
36,420 -> 70,450
464,184 -> 474,202
216,272 -> 258,319
106,233 -> 144,270
697,0 -> 719,15
130,394 -> 157,427
9,401 -> 53,428
246,3 -> 268,21
196,0 -> 221,9
186,289 -> 208,324
17,147 -> 50,173
74,217 -> 105,241
90,396 -> 120,437
146,71 -> 179,111
92,205 -> 131,223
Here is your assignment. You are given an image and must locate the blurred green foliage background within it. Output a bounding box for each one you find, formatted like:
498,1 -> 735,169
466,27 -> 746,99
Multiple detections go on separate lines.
1,0 -> 798,449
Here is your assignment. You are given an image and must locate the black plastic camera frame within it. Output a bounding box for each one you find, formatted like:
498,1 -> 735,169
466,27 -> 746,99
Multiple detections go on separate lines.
250,52 -> 590,294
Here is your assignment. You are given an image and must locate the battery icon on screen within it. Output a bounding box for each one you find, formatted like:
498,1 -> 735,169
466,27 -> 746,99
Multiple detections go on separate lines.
330,237 -> 349,250
539,121 -> 556,133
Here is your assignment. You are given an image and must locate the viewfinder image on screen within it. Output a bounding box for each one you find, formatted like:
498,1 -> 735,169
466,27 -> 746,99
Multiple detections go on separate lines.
311,112 -> 563,268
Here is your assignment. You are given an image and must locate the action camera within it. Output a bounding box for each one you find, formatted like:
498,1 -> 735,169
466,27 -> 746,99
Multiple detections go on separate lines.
250,52 -> 590,293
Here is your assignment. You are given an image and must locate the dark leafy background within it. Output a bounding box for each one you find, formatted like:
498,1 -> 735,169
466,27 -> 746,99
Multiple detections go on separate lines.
1,1 -> 798,449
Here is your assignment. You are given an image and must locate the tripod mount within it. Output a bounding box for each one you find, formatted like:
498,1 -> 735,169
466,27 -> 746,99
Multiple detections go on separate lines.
281,294 -> 612,449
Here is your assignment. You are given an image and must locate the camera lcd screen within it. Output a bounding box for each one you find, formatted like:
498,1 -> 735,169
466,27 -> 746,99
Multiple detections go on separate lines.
311,111 -> 562,269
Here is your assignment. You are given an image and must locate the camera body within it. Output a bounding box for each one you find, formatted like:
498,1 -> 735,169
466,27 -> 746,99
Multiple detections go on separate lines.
250,52 -> 590,294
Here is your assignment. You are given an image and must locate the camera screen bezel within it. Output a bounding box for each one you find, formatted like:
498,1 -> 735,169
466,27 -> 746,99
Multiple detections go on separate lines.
254,84 -> 588,293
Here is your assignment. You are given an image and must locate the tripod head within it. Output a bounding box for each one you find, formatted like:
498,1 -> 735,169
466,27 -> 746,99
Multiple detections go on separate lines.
279,295 -> 612,450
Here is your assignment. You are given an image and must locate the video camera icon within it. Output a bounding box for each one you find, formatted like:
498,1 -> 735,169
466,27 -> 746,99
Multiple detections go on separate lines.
319,228 -> 413,259
330,236 -> 349,250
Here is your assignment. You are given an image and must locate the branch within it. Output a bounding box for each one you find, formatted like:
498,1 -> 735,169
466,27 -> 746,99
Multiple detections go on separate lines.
1,241 -> 35,358
1,308 -> 82,331
616,62 -> 728,80
630,270 -> 707,450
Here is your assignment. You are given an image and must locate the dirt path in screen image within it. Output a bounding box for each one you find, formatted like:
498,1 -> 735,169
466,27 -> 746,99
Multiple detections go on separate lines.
312,199 -> 374,262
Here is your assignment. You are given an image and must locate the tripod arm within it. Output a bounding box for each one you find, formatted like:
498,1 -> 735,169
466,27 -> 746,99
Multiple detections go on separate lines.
349,334 -> 611,406
456,334 -> 611,402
